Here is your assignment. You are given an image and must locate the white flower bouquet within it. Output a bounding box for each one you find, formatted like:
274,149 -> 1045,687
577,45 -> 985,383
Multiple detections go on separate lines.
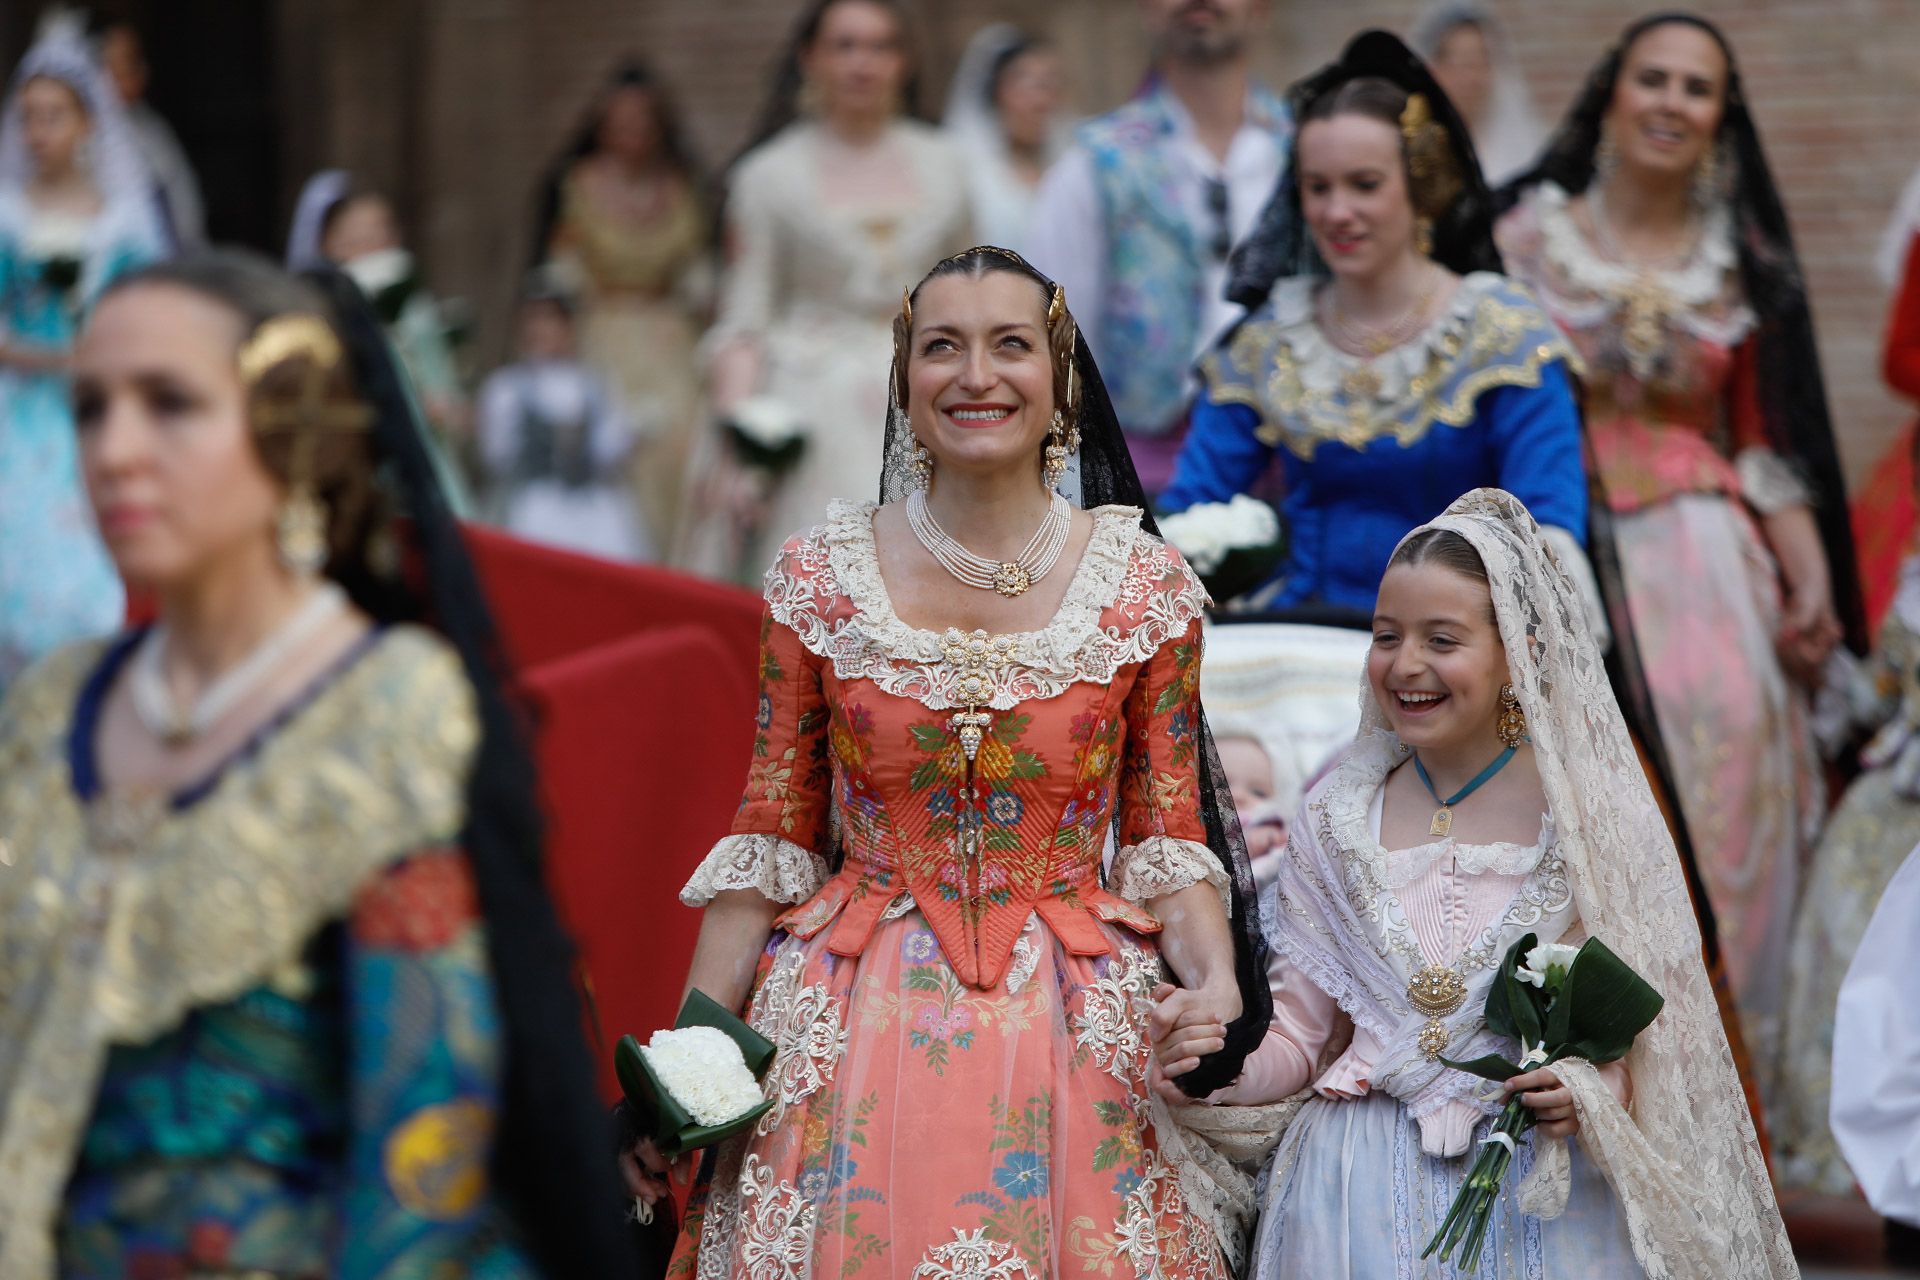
1423,933 -> 1664,1272
1156,496 -> 1286,603
722,395 -> 810,475
615,988 -> 776,1158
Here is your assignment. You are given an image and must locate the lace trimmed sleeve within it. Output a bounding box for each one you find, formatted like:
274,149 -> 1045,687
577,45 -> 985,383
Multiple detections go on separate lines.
1113,551 -> 1230,912
684,585 -> 835,906
680,833 -> 830,906
1109,835 -> 1230,911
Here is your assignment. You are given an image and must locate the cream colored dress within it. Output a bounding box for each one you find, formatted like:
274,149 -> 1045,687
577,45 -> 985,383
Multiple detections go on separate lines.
680,120 -> 972,582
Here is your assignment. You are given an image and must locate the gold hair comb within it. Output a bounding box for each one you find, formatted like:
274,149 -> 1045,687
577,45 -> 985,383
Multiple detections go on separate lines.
240,314 -> 372,436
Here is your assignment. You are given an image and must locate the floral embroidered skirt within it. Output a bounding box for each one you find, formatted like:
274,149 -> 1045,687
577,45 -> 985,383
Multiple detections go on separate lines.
1252,1094 -> 1641,1280
1610,493 -> 1821,1102
668,908 -> 1231,1278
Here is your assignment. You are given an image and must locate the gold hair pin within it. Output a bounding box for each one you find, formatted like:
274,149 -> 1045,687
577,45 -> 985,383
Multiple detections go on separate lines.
239,314 -> 372,436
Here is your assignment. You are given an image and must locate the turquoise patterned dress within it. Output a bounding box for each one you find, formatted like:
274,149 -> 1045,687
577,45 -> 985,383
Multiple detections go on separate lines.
0,627 -> 539,1278
0,193 -> 158,693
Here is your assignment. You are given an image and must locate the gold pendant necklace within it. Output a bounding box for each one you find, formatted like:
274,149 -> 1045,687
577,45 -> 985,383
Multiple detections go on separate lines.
1408,964 -> 1469,1058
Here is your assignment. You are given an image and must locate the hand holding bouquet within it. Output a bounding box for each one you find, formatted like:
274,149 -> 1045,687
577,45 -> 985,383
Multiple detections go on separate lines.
1423,933 -> 1663,1272
616,989 -> 776,1161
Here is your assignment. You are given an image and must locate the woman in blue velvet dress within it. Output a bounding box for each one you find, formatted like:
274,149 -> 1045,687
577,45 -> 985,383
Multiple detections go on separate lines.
1160,33 -> 1594,617
0,21 -> 163,692
0,254 -> 636,1278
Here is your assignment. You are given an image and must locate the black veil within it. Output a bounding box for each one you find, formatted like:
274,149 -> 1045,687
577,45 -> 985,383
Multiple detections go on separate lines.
1226,29 -> 1503,310
1494,11 -> 1866,654
310,267 -> 644,1274
878,250 -> 1271,1097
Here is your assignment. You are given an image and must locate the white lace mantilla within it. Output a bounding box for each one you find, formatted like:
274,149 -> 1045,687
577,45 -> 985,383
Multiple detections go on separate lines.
680,833 -> 828,906
1110,835 -> 1232,914
763,501 -> 1208,712
1530,181 -> 1756,348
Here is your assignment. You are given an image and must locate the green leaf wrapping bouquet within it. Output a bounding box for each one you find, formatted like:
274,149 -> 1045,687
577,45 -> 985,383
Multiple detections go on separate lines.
616,989 -> 776,1160
1423,932 -> 1664,1272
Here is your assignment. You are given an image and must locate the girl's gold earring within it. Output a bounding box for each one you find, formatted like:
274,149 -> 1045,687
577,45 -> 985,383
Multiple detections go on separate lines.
1495,683 -> 1527,749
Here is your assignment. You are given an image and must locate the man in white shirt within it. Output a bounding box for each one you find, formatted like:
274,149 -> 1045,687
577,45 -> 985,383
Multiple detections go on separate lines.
1026,0 -> 1288,493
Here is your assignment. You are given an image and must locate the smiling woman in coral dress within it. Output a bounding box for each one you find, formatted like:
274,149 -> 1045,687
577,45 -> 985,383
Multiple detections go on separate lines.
639,246 -> 1276,1276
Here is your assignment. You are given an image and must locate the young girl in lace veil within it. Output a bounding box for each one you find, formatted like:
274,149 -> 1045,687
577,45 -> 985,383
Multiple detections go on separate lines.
1157,488 -> 1794,1278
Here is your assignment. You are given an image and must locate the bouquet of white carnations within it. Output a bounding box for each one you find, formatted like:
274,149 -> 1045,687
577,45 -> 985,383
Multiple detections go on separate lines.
1423,933 -> 1664,1272
615,989 -> 776,1159
722,395 -> 809,475
1156,495 -> 1285,603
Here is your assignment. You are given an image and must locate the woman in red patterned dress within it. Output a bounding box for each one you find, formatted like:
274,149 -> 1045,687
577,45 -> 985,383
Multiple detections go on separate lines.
631,247 -> 1276,1277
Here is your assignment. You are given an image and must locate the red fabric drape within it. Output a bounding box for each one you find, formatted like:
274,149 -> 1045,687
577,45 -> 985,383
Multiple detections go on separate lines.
1860,235 -> 1920,632
465,529 -> 762,1099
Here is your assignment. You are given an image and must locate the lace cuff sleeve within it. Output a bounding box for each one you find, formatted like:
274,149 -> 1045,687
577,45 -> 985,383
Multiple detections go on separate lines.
1110,835 -> 1232,914
1734,445 -> 1813,516
680,833 -> 829,907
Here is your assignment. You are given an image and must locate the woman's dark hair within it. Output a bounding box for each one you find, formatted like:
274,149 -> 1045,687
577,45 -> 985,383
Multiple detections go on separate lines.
1226,30 -> 1500,307
1297,74 -> 1463,222
89,249 -> 640,1275
738,0 -> 920,160
527,60 -> 702,268
1388,527 -> 1489,584
1388,528 -> 1497,623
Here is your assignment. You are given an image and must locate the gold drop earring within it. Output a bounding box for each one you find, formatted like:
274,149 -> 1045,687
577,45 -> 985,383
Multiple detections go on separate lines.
1495,683 -> 1527,749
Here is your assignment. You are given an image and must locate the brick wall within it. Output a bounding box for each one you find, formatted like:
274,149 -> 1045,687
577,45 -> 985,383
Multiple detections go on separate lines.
299,0 -> 1920,487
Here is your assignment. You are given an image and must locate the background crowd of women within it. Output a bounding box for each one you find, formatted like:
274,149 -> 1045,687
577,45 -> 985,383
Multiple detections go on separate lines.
7,0 -> 1920,1273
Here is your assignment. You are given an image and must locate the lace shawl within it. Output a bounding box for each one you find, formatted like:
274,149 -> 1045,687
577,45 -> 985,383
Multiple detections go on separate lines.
1268,729 -> 1577,1130
1303,489 -> 1793,1278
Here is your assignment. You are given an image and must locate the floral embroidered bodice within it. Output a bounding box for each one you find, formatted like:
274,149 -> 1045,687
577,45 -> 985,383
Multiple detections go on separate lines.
683,500 -> 1225,990
1495,183 -> 1798,514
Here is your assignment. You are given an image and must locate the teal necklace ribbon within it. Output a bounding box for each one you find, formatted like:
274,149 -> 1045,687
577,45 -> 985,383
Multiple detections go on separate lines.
1411,746 -> 1516,838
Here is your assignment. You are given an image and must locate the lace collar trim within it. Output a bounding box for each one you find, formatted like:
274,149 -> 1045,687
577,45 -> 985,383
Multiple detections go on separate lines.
1330,731 -> 1556,887
768,499 -> 1205,710
1263,270 -> 1514,400
1530,182 -> 1754,339
823,498 -> 1142,652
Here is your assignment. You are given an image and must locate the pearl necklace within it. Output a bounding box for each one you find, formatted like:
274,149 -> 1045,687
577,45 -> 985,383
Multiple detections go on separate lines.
129,582 -> 350,747
906,489 -> 1072,598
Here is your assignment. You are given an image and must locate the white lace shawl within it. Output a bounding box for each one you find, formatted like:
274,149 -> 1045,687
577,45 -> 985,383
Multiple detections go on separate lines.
1290,489 -> 1795,1278
1268,730 -> 1578,1131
